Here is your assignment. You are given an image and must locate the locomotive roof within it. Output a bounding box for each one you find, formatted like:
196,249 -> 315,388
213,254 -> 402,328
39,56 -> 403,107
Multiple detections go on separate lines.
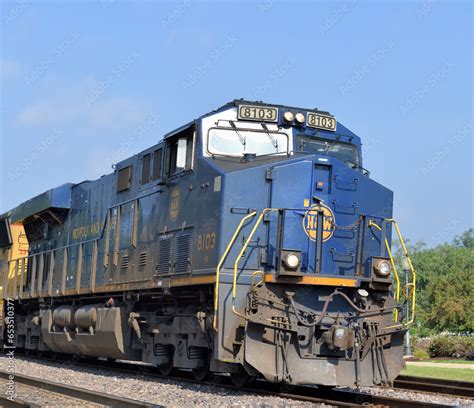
2,100 -> 362,219
163,99 -> 360,143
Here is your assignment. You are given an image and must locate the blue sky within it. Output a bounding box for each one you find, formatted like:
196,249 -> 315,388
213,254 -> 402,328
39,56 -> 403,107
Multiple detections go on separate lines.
1,0 -> 472,245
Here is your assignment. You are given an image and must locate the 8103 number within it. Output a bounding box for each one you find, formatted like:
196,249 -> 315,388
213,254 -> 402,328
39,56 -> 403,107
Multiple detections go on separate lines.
238,105 -> 278,122
307,113 -> 337,131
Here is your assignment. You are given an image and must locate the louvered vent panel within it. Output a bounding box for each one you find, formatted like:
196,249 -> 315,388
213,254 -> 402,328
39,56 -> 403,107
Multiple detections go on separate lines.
175,234 -> 191,274
156,238 -> 172,275
120,254 -> 129,269
138,251 -> 148,267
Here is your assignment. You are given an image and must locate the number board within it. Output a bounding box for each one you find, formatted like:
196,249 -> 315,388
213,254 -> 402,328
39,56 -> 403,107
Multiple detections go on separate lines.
237,104 -> 278,122
306,112 -> 337,132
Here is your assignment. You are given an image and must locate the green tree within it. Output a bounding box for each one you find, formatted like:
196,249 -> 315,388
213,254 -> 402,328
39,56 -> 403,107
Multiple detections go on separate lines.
395,229 -> 474,334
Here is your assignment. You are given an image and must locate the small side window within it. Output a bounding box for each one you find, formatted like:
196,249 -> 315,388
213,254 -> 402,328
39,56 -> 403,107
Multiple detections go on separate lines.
117,165 -> 132,192
141,154 -> 151,184
166,127 -> 194,176
176,138 -> 187,170
152,148 -> 162,180
0,218 -> 12,248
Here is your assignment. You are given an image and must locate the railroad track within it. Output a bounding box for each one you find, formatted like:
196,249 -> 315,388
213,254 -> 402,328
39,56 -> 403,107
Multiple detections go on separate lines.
394,374 -> 474,399
71,357 -> 471,407
2,352 -> 472,407
0,370 -> 159,408
6,354 -> 461,408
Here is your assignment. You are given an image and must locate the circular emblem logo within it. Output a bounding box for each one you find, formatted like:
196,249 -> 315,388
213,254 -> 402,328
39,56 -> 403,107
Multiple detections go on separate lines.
302,203 -> 336,242
169,187 -> 180,221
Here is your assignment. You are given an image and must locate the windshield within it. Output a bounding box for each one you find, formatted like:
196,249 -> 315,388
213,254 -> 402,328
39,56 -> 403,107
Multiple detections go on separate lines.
207,127 -> 289,157
295,136 -> 360,165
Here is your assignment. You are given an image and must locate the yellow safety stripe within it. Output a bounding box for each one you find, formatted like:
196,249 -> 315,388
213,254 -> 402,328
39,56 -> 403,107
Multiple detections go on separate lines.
265,274 -> 359,287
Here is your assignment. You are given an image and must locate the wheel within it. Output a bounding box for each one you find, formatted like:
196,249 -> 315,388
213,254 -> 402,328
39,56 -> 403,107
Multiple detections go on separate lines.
157,361 -> 174,376
230,367 -> 251,387
192,361 -> 212,382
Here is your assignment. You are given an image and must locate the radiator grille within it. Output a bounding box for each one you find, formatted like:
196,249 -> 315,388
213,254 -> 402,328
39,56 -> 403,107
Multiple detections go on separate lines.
156,237 -> 172,275
138,251 -> 148,267
175,234 -> 191,274
120,254 -> 129,269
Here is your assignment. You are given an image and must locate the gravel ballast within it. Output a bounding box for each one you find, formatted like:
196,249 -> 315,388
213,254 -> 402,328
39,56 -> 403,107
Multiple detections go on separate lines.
1,355 -> 473,407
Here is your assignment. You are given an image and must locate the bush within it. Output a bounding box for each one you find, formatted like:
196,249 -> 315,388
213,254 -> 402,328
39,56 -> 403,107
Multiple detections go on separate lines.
413,348 -> 430,360
429,335 -> 474,358
411,336 -> 432,360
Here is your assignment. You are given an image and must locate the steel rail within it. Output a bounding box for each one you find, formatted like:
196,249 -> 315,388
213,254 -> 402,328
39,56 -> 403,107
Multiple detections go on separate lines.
0,371 -> 159,408
394,375 -> 474,399
0,394 -> 37,408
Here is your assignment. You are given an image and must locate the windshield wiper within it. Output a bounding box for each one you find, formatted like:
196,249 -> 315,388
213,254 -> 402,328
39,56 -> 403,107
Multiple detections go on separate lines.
229,121 -> 246,146
261,123 -> 278,149
345,159 -> 370,176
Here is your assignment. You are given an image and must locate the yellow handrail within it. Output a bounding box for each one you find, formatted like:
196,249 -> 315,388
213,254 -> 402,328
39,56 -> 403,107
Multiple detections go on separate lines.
231,211 -> 267,319
251,270 -> 265,289
390,219 -> 417,327
369,219 -> 416,329
231,209 -> 278,320
213,211 -> 257,331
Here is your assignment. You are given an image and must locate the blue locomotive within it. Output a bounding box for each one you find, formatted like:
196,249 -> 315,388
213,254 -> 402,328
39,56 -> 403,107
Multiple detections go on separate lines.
0,100 -> 415,387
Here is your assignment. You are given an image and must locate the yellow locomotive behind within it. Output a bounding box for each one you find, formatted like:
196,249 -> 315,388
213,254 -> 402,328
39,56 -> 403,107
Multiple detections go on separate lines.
0,222 -> 28,330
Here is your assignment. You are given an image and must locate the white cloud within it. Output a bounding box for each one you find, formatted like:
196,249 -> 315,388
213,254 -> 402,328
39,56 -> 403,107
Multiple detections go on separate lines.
1,59 -> 23,82
17,77 -> 149,129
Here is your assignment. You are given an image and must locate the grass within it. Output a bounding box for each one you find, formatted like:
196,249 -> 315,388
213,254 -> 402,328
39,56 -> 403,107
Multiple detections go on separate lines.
401,365 -> 474,382
426,359 -> 474,364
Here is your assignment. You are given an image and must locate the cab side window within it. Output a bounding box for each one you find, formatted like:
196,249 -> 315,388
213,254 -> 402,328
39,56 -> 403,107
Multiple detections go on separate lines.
152,148 -> 162,181
166,126 -> 194,176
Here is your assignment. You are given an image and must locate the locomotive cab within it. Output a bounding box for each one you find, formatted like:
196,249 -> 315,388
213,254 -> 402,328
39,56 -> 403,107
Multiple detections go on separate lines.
198,101 -> 414,386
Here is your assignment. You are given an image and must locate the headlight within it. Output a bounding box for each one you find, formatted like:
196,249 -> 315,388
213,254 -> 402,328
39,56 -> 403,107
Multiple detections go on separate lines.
283,253 -> 300,270
295,112 -> 305,124
357,288 -> 369,297
283,111 -> 294,123
323,325 -> 354,350
376,260 -> 391,277
334,327 -> 346,338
